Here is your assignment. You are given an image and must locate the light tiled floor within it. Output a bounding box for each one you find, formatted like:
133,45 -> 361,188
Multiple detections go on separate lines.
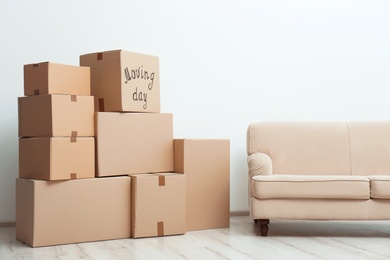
1,216 -> 390,259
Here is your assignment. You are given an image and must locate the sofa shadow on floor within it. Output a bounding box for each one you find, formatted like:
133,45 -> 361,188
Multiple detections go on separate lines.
253,220 -> 390,238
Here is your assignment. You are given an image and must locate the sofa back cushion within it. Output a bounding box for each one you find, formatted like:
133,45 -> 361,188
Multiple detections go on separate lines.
247,122 -> 351,175
348,122 -> 390,176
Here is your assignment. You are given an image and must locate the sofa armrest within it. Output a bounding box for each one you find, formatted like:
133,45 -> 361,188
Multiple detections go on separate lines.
248,153 -> 272,178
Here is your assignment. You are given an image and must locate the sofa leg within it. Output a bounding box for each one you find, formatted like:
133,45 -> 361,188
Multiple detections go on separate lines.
259,219 -> 270,237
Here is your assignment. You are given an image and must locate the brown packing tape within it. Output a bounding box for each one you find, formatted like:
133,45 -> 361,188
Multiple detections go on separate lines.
98,98 -> 105,112
97,52 -> 103,60
158,175 -> 165,186
70,95 -> 77,102
157,221 -> 164,236
70,131 -> 77,142
33,64 -> 38,67
34,89 -> 40,95
70,173 -> 77,179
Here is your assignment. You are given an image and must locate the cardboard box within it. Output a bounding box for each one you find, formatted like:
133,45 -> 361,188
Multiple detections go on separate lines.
174,139 -> 230,231
131,173 -> 186,238
95,112 -> 174,177
18,94 -> 94,137
80,50 -> 160,113
24,62 -> 90,96
16,177 -> 131,247
19,137 -> 95,181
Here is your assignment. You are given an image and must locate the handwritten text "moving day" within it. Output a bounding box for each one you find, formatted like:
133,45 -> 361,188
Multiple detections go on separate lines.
124,66 -> 155,109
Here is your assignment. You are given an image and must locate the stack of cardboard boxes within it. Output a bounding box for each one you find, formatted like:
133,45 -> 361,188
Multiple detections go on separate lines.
16,62 -> 131,247
16,50 -> 230,247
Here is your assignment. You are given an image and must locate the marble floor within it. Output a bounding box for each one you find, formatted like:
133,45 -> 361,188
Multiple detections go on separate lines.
1,216 -> 390,260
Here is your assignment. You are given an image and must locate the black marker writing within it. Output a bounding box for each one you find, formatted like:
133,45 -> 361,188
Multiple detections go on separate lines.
132,87 -> 148,109
124,66 -> 155,90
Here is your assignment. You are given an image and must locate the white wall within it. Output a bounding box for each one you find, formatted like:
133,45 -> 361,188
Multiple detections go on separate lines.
1,1 -> 390,222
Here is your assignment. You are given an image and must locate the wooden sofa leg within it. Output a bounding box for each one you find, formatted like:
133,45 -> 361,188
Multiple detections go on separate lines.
259,219 -> 270,237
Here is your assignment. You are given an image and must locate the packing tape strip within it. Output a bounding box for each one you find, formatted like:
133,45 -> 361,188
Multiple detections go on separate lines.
98,98 -> 105,112
70,173 -> 77,179
157,221 -> 164,237
158,175 -> 165,186
97,52 -> 103,60
71,95 -> 77,102
34,89 -> 40,95
70,131 -> 78,142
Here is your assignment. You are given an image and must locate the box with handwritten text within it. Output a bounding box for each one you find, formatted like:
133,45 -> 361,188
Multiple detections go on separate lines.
80,50 -> 160,113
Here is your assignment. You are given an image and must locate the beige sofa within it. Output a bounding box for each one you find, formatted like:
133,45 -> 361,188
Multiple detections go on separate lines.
247,121 -> 390,236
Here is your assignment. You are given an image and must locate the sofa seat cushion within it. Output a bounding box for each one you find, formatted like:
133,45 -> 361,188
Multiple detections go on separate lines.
368,176 -> 390,199
252,175 -> 370,199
